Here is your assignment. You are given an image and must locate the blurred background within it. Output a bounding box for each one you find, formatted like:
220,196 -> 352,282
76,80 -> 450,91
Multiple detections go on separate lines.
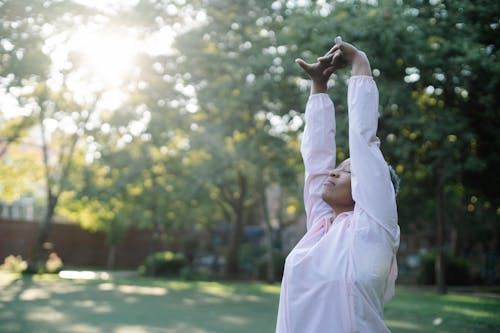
1,0 -> 499,293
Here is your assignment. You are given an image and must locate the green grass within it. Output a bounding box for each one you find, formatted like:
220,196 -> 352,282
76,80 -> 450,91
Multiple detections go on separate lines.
0,273 -> 499,333
384,287 -> 500,332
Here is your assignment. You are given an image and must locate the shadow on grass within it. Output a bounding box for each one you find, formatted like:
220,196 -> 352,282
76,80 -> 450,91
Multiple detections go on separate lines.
1,276 -> 499,333
0,275 -> 280,333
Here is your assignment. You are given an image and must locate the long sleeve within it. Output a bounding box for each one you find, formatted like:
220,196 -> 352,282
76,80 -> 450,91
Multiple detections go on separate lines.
348,76 -> 398,233
300,93 -> 335,230
277,79 -> 398,333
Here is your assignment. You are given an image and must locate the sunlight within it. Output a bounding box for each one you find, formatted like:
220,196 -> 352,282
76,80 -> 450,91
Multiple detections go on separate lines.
197,282 -> 235,298
73,0 -> 140,15
443,305 -> 495,319
25,306 -> 66,322
97,282 -> 168,296
117,284 -> 168,296
0,272 -> 20,288
59,270 -> 109,280
257,284 -> 281,295
19,287 -> 51,301
71,29 -> 137,87
220,315 -> 248,325
385,320 -> 423,330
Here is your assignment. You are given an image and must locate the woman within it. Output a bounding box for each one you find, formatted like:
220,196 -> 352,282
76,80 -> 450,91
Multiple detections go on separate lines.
276,38 -> 400,332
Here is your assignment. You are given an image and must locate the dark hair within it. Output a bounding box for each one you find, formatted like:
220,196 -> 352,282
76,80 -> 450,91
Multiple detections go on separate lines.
388,164 -> 400,195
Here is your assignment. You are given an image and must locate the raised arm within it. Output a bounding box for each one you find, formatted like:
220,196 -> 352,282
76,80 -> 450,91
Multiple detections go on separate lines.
348,75 -> 397,231
319,40 -> 397,230
300,94 -> 336,230
295,56 -> 336,230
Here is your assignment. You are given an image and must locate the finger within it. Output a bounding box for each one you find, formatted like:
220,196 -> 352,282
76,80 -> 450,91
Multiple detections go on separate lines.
324,45 -> 337,56
318,54 -> 333,63
295,58 -> 312,71
330,51 -> 343,65
326,42 -> 342,55
318,45 -> 341,61
322,66 -> 336,76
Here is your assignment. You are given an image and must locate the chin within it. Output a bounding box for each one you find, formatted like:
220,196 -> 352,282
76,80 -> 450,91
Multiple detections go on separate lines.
321,192 -> 335,208
321,190 -> 329,202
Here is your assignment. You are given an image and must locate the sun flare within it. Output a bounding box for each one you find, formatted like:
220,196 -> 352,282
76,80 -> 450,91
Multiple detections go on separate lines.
72,29 -> 137,87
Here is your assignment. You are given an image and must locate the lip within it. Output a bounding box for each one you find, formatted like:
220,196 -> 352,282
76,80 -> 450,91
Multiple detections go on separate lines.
324,180 -> 336,186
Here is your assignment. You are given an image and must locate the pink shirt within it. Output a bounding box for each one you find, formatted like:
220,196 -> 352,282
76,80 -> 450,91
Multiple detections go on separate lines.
276,76 -> 400,333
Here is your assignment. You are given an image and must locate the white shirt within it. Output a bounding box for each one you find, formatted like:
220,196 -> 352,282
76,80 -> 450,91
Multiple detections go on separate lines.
276,76 -> 400,333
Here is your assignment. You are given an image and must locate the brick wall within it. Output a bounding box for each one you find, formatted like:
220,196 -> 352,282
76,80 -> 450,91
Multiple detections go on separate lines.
0,218 -> 165,268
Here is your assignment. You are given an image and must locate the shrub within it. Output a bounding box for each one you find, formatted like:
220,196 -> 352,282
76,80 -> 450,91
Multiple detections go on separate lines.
179,266 -> 216,281
256,250 -> 287,281
1,255 -> 28,273
45,252 -> 63,273
417,251 -> 471,285
142,251 -> 189,277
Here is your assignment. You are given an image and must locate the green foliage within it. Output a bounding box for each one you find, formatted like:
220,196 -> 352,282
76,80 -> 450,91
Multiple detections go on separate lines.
1,0 -> 498,282
417,251 -> 471,285
170,0 -> 309,277
178,266 -> 216,281
142,251 -> 189,277
256,250 -> 287,281
1,255 -> 28,273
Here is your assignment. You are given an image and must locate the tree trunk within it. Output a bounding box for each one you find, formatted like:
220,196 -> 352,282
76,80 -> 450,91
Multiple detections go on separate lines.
449,226 -> 458,257
31,194 -> 57,270
0,141 -> 9,158
224,171 -> 248,279
225,210 -> 244,278
0,115 -> 33,158
436,187 -> 447,294
107,244 -> 116,270
155,223 -> 167,251
259,179 -> 275,283
31,92 -> 96,270
275,192 -> 284,251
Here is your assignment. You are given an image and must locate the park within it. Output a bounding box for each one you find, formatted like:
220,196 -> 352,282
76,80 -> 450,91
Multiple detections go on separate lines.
1,272 -> 500,332
1,0 -> 499,332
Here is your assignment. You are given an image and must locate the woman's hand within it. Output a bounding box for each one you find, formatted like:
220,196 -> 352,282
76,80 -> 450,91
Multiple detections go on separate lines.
317,39 -> 372,77
295,58 -> 332,85
295,41 -> 349,94
295,57 -> 334,94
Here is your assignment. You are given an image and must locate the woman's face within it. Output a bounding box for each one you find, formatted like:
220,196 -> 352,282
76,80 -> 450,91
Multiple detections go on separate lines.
321,158 -> 354,209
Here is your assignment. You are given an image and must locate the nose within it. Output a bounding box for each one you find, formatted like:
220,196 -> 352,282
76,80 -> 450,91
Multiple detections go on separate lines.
329,170 -> 339,178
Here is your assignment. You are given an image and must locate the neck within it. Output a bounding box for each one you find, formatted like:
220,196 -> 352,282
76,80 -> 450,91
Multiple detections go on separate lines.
332,204 -> 354,216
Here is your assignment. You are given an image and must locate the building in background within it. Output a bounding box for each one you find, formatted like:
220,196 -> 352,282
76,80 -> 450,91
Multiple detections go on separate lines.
0,197 -> 35,220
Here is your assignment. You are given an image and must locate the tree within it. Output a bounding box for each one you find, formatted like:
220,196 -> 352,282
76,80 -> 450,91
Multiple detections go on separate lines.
2,0 -> 497,282
172,0 -> 307,277
369,0 -> 500,293
0,0 -> 115,268
57,1 -> 222,265
0,116 -> 36,158
280,0 -> 499,291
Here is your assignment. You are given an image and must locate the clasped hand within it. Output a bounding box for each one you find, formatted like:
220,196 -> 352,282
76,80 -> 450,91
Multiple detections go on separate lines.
295,39 -> 366,84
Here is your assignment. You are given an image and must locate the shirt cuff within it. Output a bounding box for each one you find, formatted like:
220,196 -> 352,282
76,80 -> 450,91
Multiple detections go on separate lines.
308,93 -> 330,99
306,93 -> 333,113
349,75 -> 374,81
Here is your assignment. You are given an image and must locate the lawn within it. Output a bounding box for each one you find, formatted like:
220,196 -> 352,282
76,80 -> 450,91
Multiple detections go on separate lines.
1,272 -> 499,333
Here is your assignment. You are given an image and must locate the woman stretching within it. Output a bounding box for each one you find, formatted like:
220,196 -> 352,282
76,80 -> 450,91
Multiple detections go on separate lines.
276,38 -> 400,333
